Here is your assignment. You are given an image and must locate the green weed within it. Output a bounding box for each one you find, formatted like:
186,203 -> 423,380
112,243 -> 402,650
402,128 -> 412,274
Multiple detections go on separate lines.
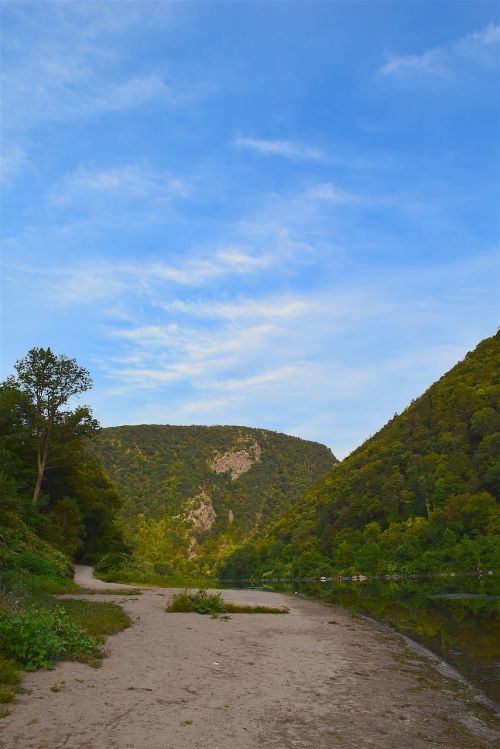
167,589 -> 227,615
0,606 -> 101,670
0,657 -> 21,686
166,589 -> 288,615
0,685 -> 16,704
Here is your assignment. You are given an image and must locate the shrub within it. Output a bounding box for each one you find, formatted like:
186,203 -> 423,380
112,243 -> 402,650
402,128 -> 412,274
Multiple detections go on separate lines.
0,685 -> 16,704
166,589 -> 288,615
0,658 -> 21,686
167,589 -> 226,615
94,552 -> 131,574
0,606 -> 100,670
15,552 -> 58,577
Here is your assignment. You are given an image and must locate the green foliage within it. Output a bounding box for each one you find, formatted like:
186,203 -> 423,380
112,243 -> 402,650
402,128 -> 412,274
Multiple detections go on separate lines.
91,424 -> 336,575
0,606 -> 100,670
166,589 -> 288,615
94,552 -> 132,574
167,589 -> 227,615
0,685 -> 16,704
0,658 -> 21,686
0,348 -> 126,571
6,347 -> 97,505
219,333 -> 500,580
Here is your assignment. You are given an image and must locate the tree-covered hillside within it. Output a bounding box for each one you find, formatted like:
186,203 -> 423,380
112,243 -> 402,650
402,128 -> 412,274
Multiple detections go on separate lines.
92,425 -> 336,575
219,333 -> 500,580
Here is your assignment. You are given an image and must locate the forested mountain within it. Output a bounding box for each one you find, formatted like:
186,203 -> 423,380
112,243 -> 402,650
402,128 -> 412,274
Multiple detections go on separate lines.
91,425 -> 336,575
219,332 -> 500,580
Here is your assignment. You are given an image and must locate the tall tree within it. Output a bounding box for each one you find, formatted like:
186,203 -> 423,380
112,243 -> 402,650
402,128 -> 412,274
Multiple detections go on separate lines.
6,347 -> 98,504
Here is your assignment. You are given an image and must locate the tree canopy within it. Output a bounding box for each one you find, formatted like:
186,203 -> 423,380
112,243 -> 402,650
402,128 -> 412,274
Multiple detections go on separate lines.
5,347 -> 98,504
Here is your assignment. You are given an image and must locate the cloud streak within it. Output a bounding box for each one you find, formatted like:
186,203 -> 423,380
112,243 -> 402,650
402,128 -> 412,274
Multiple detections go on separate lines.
234,135 -> 326,161
380,22 -> 500,78
49,163 -> 190,206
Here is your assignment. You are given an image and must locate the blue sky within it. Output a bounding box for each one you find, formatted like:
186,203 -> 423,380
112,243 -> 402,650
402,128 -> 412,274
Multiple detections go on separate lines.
1,1 -> 498,458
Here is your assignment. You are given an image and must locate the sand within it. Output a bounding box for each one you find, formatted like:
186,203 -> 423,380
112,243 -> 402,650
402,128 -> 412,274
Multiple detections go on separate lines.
0,566 -> 498,749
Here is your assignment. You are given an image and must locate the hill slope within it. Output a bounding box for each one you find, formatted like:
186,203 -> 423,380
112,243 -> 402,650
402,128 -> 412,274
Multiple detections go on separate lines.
92,425 -> 337,574
219,332 -> 500,579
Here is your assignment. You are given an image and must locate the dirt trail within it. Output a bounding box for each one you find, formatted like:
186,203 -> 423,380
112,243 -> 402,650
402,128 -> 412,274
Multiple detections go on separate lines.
73,564 -> 141,590
1,568 -> 497,749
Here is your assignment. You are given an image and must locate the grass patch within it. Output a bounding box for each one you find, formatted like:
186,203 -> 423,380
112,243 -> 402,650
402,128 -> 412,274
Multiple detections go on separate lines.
166,589 -> 288,616
96,568 -> 218,589
0,658 -> 22,686
0,685 -> 16,704
58,599 -> 131,639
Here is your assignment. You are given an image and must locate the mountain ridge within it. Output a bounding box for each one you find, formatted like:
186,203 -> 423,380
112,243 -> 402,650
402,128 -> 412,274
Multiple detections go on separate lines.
219,332 -> 500,579
91,423 -> 337,574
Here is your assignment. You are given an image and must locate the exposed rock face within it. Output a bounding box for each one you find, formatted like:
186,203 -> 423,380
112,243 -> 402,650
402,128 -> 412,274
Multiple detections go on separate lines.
185,491 -> 217,534
211,440 -> 262,479
228,508 -> 234,524
184,490 -> 217,560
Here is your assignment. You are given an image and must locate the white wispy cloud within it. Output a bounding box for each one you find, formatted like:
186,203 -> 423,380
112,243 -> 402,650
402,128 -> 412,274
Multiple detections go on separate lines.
380,22 -> 500,78
0,2 -> 199,181
306,182 -> 358,204
8,246 -> 280,307
49,163 -> 190,206
164,297 -> 315,320
211,366 -> 301,392
234,135 -> 326,161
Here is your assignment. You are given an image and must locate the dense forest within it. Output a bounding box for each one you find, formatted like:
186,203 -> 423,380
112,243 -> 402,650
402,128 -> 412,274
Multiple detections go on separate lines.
91,425 -> 336,578
219,332 -> 500,580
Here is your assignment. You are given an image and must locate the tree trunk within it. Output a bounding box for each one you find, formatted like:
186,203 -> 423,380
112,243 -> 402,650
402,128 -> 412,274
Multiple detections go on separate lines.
32,443 -> 48,504
32,468 -> 44,504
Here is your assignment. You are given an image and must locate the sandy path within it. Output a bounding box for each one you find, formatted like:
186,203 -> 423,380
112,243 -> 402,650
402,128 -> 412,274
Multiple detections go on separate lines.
73,564 -> 142,590
1,568 -> 497,749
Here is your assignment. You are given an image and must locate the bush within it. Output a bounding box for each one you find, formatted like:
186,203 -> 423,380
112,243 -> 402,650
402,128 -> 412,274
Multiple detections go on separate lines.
166,589 -> 288,615
167,589 -> 226,615
94,552 -> 131,574
0,606 -> 100,670
15,552 -> 58,577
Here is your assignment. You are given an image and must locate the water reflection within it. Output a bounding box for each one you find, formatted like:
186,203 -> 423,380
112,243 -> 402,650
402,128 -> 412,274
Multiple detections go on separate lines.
270,575 -> 500,705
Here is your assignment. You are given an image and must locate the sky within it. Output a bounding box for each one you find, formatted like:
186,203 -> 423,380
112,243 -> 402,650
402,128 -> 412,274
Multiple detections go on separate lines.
1,1 -> 498,458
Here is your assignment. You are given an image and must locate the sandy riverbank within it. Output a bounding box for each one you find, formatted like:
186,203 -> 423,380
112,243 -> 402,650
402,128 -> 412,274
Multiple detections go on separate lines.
0,566 -> 497,749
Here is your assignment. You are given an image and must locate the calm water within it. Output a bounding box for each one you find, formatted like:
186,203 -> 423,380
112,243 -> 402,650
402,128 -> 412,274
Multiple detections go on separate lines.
264,575 -> 500,705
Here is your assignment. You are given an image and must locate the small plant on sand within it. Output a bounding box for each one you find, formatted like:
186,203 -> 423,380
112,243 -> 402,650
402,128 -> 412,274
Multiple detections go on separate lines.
166,589 -> 288,616
0,685 -> 16,704
167,589 -> 227,615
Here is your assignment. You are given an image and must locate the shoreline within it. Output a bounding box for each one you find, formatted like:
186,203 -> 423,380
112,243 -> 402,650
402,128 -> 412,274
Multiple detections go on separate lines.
1,579 -> 498,748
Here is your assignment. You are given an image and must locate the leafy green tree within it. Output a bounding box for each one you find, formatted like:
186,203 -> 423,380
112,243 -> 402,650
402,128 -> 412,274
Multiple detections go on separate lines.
5,347 -> 98,504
